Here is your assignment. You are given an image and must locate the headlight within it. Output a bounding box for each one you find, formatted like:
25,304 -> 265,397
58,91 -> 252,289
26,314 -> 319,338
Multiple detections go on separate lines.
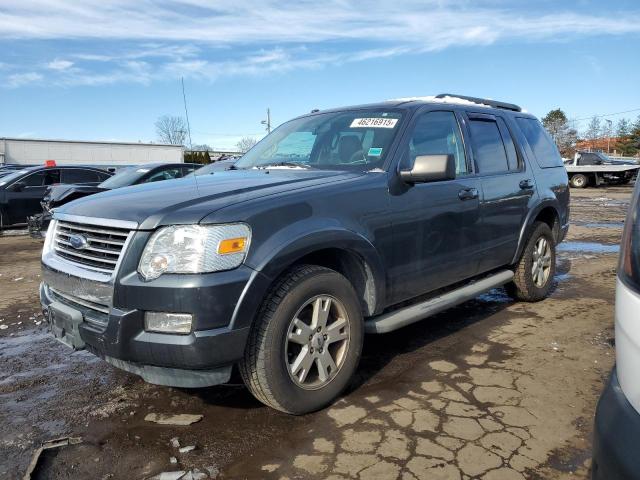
138,224 -> 251,280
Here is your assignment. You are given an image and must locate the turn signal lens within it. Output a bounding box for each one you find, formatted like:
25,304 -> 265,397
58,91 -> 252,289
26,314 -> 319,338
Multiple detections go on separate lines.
217,237 -> 247,255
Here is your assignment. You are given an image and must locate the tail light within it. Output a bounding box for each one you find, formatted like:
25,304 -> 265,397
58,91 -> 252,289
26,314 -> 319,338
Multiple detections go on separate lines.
619,183 -> 640,291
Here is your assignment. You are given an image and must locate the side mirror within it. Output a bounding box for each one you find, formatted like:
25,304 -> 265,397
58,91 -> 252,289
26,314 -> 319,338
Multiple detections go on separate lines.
400,154 -> 456,184
9,181 -> 26,192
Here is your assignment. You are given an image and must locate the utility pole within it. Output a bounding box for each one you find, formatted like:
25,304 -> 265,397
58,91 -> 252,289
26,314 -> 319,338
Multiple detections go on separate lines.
261,108 -> 271,134
606,119 -> 613,154
181,77 -> 193,150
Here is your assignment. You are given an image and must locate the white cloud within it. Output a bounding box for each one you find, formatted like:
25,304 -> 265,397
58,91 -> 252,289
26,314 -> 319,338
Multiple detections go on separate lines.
1,1 -> 639,87
7,72 -> 42,87
47,59 -> 74,70
1,1 -> 638,45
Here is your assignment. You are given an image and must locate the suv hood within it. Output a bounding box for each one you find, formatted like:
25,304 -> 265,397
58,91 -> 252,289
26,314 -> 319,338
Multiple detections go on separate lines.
56,169 -> 362,229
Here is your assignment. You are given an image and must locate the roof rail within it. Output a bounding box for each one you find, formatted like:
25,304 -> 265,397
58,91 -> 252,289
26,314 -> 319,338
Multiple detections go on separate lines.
435,93 -> 521,112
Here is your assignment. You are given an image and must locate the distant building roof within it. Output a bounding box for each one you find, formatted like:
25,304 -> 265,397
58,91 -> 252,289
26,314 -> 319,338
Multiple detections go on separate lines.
0,137 -> 182,148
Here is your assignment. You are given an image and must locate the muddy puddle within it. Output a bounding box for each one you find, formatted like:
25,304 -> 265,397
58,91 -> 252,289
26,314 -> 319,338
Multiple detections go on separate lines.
558,241 -> 620,254
575,222 -> 625,229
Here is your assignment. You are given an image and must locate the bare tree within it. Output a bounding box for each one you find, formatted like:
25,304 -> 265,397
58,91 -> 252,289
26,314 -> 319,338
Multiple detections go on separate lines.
236,136 -> 258,153
585,116 -> 601,142
155,115 -> 187,145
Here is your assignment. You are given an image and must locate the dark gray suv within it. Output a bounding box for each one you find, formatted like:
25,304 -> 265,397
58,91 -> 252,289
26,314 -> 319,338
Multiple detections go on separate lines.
40,94 -> 569,414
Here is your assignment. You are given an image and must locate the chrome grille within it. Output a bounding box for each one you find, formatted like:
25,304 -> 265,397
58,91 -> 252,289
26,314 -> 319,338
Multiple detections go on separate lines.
54,221 -> 131,273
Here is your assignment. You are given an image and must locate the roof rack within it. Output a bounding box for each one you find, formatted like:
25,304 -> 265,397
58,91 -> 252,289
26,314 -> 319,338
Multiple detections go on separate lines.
435,93 -> 522,112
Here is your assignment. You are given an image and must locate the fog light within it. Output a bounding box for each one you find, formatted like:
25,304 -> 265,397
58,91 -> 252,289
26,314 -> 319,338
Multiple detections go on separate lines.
144,312 -> 193,334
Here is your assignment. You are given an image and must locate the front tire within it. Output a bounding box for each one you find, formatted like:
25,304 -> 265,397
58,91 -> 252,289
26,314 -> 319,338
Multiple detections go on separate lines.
239,265 -> 364,414
570,174 -> 589,188
506,221 -> 556,302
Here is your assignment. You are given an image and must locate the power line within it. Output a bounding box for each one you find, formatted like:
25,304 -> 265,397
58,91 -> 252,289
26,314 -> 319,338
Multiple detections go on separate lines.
571,107 -> 640,123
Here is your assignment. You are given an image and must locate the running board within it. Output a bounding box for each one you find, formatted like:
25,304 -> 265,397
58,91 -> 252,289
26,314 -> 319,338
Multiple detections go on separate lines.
365,270 -> 514,334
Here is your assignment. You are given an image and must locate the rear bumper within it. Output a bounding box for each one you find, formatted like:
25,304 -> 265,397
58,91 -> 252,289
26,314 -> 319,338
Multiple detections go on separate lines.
592,368 -> 640,480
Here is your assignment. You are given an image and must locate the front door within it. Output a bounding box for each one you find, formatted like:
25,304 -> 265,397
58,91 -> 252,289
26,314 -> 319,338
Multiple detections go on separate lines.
388,109 -> 482,304
6,169 -> 60,223
464,113 -> 535,272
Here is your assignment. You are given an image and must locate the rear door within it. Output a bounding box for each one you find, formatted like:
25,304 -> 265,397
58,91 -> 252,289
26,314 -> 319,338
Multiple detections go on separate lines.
388,109 -> 482,302
464,112 -> 535,272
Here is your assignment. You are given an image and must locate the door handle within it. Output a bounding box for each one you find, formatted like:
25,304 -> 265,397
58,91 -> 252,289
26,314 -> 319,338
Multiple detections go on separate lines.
458,188 -> 479,201
519,179 -> 534,189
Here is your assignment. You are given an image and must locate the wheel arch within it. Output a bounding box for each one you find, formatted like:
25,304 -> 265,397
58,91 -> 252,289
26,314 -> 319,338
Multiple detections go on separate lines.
511,202 -> 561,264
231,227 -> 387,330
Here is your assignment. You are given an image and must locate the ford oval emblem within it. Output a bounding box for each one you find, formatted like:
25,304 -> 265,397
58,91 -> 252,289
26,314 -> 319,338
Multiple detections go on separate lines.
68,234 -> 89,250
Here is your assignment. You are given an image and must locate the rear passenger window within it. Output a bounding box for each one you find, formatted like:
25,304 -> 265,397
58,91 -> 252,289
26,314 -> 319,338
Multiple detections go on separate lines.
61,169 -> 100,184
468,119 -> 509,174
516,117 -> 563,168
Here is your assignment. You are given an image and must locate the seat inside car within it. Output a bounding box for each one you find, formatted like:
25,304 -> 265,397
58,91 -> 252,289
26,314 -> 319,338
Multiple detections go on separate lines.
338,135 -> 363,163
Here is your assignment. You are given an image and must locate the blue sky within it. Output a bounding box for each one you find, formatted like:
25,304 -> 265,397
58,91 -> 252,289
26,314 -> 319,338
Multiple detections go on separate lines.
1,1 -> 640,150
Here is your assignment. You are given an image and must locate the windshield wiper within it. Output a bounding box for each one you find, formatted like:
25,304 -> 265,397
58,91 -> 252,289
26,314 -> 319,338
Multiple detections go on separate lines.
256,162 -> 313,169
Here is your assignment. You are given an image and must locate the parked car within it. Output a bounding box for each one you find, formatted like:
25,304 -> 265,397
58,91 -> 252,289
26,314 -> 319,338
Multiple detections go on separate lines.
27,163 -> 203,237
564,151 -> 639,188
42,163 -> 202,211
0,164 -> 27,178
40,94 -> 569,414
592,180 -> 640,479
0,165 -> 111,228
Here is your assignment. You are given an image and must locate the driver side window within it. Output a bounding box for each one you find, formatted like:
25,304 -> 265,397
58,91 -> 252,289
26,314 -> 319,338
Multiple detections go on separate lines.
405,111 -> 469,175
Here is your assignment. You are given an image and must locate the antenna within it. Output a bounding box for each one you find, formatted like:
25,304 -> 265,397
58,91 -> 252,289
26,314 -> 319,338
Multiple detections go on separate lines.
181,77 -> 193,149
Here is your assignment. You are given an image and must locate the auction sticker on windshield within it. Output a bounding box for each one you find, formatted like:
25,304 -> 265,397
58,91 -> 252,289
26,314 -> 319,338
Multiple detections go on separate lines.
350,118 -> 398,128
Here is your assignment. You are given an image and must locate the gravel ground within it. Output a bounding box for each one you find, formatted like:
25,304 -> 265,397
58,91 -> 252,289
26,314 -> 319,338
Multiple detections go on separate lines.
0,185 -> 629,480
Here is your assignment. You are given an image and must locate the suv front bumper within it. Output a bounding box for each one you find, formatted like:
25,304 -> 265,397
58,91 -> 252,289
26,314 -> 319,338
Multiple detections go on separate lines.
39,263 -> 257,388
592,367 -> 640,480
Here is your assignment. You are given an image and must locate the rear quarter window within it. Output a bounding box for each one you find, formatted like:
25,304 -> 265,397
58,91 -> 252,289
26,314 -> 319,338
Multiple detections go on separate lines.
515,117 -> 563,168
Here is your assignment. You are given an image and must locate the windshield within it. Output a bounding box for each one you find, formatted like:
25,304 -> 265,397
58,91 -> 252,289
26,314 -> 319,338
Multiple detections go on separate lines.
99,166 -> 148,189
0,169 -> 31,187
234,110 -> 403,171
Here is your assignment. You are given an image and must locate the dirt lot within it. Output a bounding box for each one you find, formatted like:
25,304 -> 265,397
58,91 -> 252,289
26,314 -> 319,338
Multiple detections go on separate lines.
0,185 -> 630,480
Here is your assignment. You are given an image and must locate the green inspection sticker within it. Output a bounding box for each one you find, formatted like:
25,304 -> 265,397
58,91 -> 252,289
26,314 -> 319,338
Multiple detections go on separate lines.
368,147 -> 383,156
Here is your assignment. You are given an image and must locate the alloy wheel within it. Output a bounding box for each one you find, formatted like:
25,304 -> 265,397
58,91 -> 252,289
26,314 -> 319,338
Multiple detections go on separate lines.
285,295 -> 350,390
532,237 -> 552,287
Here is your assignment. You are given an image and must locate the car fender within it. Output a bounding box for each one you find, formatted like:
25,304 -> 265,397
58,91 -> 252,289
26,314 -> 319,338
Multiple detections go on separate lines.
230,222 -> 387,329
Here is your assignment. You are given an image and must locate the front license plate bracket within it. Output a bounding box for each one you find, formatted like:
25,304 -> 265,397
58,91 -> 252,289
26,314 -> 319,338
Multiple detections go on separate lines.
48,301 -> 86,350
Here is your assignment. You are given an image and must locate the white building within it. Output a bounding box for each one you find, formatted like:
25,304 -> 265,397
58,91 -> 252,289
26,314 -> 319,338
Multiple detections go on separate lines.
0,137 -> 183,167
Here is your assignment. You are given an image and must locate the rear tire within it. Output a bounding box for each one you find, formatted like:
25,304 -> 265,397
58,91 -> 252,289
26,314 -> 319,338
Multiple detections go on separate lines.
506,221 -> 556,302
570,174 -> 589,188
239,264 -> 364,415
